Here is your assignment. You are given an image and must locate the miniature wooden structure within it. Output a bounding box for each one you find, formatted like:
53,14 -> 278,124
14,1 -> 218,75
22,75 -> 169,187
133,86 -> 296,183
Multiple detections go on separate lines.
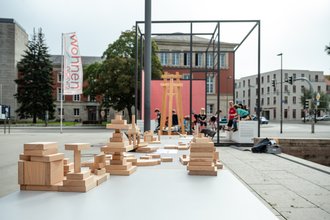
103,115 -> 137,175
59,143 -> 97,192
127,115 -> 141,148
187,135 -> 218,176
143,130 -> 160,144
18,142 -> 64,191
159,72 -> 185,135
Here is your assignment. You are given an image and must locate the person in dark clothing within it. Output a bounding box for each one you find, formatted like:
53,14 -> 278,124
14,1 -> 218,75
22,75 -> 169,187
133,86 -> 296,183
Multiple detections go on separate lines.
172,109 -> 178,126
154,108 -> 161,131
198,108 -> 207,131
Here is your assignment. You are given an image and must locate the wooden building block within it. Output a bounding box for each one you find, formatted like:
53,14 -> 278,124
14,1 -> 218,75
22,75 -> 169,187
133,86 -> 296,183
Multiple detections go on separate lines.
106,124 -> 130,129
30,153 -> 65,162
106,163 -> 132,170
24,142 -> 58,150
135,146 -> 158,153
178,145 -> 190,150
164,145 -> 178,149
188,165 -> 217,171
146,154 -> 161,159
65,143 -> 90,151
188,161 -> 214,166
64,162 -> 74,173
112,133 -> 123,138
18,160 -> 24,184
19,154 -> 30,161
190,142 -> 214,148
216,161 -> 223,169
106,142 -> 127,148
140,155 -> 152,160
74,150 -> 81,173
152,141 -> 161,144
179,155 -> 190,165
107,166 -> 137,176
66,170 -> 91,180
59,181 -> 97,192
94,153 -> 105,163
188,170 -> 217,176
214,152 -> 219,161
126,158 -> 138,164
24,184 -> 60,192
95,173 -> 109,185
63,175 -> 95,187
94,163 -> 106,169
161,157 -> 173,162
190,152 -> 215,158
136,159 -> 161,166
63,158 -> 70,165
111,159 -> 128,165
111,119 -> 127,124
190,158 -> 213,162
23,160 -> 63,186
190,146 -> 215,152
194,138 -> 211,143
101,145 -> 134,153
115,115 -> 123,120
110,137 -> 124,142
137,142 -> 149,148
95,168 -> 106,176
112,155 -> 125,160
24,148 -> 58,157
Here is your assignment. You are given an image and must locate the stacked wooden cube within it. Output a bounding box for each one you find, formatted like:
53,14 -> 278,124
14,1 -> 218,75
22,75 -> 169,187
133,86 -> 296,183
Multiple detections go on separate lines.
59,143 -> 97,192
187,136 -> 218,176
18,142 -> 64,191
102,129 -> 137,176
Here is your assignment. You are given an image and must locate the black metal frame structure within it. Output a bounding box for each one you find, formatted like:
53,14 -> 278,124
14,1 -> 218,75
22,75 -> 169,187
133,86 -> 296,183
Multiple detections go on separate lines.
135,20 -> 261,146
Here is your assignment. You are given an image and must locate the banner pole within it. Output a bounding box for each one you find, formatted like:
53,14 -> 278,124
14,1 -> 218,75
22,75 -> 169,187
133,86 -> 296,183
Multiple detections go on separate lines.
60,33 -> 64,134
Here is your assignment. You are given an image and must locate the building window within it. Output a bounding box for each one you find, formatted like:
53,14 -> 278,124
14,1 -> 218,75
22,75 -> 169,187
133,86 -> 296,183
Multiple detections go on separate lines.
301,73 -> 305,78
172,53 -> 180,66
292,109 -> 296,119
261,76 -> 264,84
293,96 -> 296,104
57,88 -> 64,101
248,89 -> 251,97
318,86 -> 321,92
267,75 -> 270,83
248,99 -> 250,108
273,74 -> 276,80
73,94 -> 80,102
57,74 -> 62,83
206,76 -> 214,94
220,53 -> 226,68
273,109 -> 276,119
243,80 -> 245,87
74,108 -> 80,116
284,96 -> 288,104
267,87 -> 270,94
261,88 -> 264,95
184,53 -> 190,66
235,91 -> 238,99
315,75 -> 319,82
261,98 -> 264,105
243,90 -> 245,98
284,109 -> 288,119
207,53 -> 213,67
195,53 -> 202,67
267,97 -> 270,105
58,108 -> 63,115
206,104 -> 214,114
293,73 -> 296,80
182,74 -> 191,80
284,85 -> 288,93
273,96 -> 276,105
88,95 -> 96,102
301,86 -> 305,93
284,73 -> 288,80
293,85 -> 296,93
160,53 -> 168,65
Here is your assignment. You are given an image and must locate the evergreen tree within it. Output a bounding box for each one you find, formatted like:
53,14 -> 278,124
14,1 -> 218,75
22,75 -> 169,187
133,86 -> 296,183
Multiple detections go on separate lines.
15,28 -> 55,124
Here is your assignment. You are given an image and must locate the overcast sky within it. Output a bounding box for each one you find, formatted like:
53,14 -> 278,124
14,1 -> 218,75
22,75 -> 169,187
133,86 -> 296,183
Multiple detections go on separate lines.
1,0 -> 329,78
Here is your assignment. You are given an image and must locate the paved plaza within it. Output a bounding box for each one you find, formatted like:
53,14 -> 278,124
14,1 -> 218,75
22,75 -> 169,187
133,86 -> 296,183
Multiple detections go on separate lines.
0,122 -> 329,219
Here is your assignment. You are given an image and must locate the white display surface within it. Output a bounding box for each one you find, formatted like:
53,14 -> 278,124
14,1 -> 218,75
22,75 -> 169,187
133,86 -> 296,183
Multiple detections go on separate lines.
0,168 -> 278,220
231,121 -> 258,143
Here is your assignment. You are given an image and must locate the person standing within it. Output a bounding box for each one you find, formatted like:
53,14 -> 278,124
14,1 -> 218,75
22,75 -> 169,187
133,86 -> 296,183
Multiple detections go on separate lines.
227,101 -> 237,131
198,108 -> 207,131
154,108 -> 161,132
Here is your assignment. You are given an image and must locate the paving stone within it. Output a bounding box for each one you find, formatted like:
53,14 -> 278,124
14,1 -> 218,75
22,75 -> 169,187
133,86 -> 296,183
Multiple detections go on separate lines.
277,207 -> 330,220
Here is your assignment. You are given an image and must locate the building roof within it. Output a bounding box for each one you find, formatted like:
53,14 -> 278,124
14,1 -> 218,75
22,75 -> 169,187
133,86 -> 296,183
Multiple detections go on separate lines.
152,34 -> 238,49
50,55 -> 102,66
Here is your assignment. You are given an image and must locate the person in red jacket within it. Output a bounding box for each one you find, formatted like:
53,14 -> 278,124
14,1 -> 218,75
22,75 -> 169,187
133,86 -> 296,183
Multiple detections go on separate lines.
227,101 -> 237,131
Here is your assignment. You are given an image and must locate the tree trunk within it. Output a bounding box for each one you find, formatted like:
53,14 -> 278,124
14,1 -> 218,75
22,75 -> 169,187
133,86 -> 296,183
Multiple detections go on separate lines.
127,106 -> 132,124
33,114 -> 37,124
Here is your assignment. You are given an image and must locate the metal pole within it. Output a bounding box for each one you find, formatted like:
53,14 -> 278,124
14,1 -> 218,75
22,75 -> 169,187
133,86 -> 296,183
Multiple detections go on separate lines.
216,22 -> 221,145
134,23 -> 139,121
140,34 -> 144,120
257,22 -> 261,137
60,33 -> 64,134
0,84 -> 2,104
189,22 -> 193,134
233,52 -> 236,104
277,53 -> 283,134
143,0 -> 151,132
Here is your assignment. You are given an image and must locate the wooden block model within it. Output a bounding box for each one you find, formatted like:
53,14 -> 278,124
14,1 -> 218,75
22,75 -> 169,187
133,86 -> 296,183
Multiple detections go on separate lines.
18,142 -> 64,191
102,129 -> 137,176
187,138 -> 218,176
143,130 -> 160,144
106,114 -> 130,130
135,146 -> 158,153
136,159 -> 161,166
164,145 -> 179,150
60,143 -> 98,192
127,115 -> 141,149
179,155 -> 190,165
161,157 -> 173,162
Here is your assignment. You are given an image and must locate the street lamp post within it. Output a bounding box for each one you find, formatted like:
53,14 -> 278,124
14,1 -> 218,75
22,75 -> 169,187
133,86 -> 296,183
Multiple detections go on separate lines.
226,75 -> 232,113
277,53 -> 283,134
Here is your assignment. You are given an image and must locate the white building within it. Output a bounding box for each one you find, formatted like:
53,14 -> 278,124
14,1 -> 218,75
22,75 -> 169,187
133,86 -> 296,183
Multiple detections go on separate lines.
235,69 -> 326,121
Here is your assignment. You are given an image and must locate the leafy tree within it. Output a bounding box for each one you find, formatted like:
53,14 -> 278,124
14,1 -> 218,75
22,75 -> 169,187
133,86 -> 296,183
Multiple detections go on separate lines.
15,28 -> 54,124
325,42 -> 330,55
84,26 -> 163,121
300,89 -> 329,113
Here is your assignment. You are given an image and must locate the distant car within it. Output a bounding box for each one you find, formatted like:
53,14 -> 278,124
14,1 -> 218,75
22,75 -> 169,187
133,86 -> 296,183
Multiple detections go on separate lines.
316,115 -> 330,121
251,115 -> 269,124
301,115 -> 315,122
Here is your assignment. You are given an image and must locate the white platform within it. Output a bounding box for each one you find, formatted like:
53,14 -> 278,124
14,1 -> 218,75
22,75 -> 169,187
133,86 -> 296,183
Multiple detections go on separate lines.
229,121 -> 258,143
0,167 -> 278,220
